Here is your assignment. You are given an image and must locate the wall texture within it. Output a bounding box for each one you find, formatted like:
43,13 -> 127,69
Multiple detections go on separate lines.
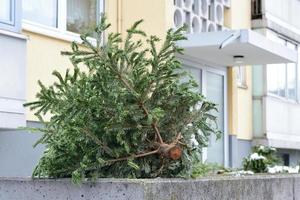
1,175 -> 300,200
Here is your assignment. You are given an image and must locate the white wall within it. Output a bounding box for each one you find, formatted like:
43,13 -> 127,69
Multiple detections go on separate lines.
264,96 -> 300,149
0,33 -> 26,129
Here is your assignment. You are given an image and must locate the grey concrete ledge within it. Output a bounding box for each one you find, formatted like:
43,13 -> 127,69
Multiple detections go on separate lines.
1,174 -> 300,200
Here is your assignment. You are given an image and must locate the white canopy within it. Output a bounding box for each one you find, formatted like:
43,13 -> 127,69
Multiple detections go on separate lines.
177,29 -> 298,66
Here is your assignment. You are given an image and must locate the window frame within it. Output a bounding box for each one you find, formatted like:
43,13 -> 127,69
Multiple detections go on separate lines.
22,0 -> 104,43
0,0 -> 21,32
0,0 -> 14,25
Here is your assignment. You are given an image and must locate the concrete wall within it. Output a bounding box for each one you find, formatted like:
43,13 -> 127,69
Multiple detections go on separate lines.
0,121 -> 45,177
1,175 -> 300,200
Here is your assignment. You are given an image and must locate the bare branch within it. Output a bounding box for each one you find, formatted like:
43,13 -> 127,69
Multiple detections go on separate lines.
106,149 -> 159,163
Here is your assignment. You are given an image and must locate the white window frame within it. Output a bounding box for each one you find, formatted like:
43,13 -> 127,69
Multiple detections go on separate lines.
0,0 -> 21,32
0,0 -> 14,25
22,0 -> 104,43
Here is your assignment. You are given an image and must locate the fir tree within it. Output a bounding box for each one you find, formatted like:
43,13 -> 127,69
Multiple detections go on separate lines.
24,16 -> 220,183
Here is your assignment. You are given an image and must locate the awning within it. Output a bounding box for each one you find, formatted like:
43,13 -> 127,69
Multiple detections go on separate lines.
177,29 -> 298,66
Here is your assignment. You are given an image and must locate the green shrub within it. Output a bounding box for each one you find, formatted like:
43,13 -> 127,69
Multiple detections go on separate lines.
24,17 -> 220,183
243,146 -> 278,173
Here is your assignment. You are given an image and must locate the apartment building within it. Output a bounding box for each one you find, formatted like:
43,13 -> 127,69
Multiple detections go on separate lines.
252,0 -> 300,165
0,0 -> 297,176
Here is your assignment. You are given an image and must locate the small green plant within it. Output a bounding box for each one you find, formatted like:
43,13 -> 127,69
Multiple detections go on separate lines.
191,162 -> 226,178
24,16 -> 220,183
243,146 -> 278,173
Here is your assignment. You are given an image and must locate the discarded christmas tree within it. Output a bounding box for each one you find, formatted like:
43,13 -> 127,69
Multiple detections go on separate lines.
24,16 -> 220,183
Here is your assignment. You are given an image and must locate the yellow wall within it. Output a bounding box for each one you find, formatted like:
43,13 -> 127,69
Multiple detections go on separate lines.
225,0 -> 253,140
224,0 -> 251,29
106,0 -> 172,44
23,30 -> 73,121
236,66 -> 253,140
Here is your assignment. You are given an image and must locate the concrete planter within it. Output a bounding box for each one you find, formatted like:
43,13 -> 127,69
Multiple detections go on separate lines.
1,174 -> 300,200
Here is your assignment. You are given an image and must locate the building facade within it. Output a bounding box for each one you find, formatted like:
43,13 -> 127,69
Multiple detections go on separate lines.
252,0 -> 300,166
0,0 -> 297,176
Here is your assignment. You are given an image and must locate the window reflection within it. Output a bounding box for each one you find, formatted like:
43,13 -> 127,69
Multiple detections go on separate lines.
67,0 -> 98,34
278,64 -> 286,97
267,64 -> 279,95
23,0 -> 58,27
287,63 -> 296,99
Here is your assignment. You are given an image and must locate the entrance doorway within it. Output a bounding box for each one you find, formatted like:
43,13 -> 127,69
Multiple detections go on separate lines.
183,61 -> 228,166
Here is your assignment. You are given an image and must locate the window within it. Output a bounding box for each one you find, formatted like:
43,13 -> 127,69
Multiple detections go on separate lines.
267,32 -> 298,100
0,0 -> 11,23
0,0 -> 21,32
287,42 -> 297,99
267,64 -> 279,95
282,153 -> 290,166
236,66 -> 247,88
67,0 -> 98,34
298,48 -> 300,100
251,0 -> 262,19
0,0 -> 16,27
22,0 -> 103,36
23,0 -> 58,27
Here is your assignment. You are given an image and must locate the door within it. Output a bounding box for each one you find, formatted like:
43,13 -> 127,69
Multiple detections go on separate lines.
183,64 -> 228,166
205,70 -> 225,165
